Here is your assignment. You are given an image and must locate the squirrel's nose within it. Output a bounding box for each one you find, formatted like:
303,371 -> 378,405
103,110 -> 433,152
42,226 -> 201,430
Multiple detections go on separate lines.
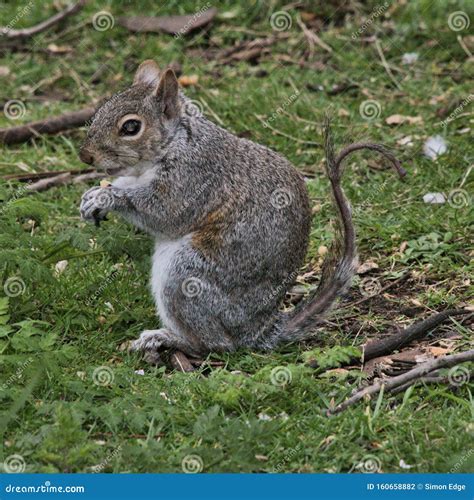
79,147 -> 95,165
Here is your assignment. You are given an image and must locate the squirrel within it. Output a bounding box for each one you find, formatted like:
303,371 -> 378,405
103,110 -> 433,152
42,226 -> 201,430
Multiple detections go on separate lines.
79,60 -> 405,364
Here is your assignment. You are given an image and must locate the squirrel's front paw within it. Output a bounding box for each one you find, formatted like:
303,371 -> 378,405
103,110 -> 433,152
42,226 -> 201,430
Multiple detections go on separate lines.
80,186 -> 115,225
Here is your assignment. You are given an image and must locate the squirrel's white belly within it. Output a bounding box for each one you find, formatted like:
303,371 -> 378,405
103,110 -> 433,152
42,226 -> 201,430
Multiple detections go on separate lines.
151,235 -> 191,330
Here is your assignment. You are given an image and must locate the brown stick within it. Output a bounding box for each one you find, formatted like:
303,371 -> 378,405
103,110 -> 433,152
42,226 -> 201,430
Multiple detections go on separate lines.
26,173 -> 72,192
390,373 -> 459,395
3,168 -> 96,182
0,107 -> 94,145
362,309 -> 471,363
169,351 -> 195,372
329,349 -> 474,415
0,0 -> 86,40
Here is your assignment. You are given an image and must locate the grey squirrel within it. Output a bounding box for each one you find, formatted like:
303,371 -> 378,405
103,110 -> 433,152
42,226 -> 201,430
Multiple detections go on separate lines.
79,60 -> 405,364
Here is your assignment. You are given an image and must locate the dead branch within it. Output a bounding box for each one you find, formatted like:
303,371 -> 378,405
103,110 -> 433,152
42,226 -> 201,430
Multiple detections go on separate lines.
26,171 -> 111,192
26,173 -> 72,192
296,15 -> 332,55
362,309 -> 472,363
389,373 -> 466,395
329,348 -> 474,414
374,38 -> 402,90
2,168 -> 96,182
0,0 -> 86,41
169,351 -> 195,372
0,107 -> 94,145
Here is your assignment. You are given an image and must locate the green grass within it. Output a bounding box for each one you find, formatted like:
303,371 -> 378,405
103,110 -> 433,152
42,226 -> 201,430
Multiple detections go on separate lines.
0,0 -> 473,473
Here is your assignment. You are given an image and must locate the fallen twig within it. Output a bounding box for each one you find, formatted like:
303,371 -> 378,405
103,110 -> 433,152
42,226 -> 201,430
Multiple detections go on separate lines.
296,15 -> 332,55
0,107 -> 94,145
362,309 -> 472,363
0,0 -> 86,41
389,373 -> 464,395
2,168 -> 94,182
374,38 -> 402,90
26,173 -> 72,192
169,351 -> 195,372
329,349 -> 474,414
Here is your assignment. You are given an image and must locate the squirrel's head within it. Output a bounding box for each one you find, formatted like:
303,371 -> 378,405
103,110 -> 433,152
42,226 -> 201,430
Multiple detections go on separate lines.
79,60 -> 182,172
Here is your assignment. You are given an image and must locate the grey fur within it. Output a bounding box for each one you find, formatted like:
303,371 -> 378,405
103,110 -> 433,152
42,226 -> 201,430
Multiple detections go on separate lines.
79,62 -> 403,362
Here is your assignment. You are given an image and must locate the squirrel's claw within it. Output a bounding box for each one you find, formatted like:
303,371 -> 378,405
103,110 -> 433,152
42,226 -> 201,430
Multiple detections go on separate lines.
80,186 -> 114,224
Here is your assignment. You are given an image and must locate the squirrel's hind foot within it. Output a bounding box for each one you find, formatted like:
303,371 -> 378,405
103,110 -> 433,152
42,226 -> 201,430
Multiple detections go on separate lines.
129,328 -> 188,366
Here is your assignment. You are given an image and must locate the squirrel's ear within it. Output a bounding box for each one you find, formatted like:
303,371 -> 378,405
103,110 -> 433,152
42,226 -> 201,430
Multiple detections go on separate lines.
155,69 -> 180,119
133,60 -> 161,87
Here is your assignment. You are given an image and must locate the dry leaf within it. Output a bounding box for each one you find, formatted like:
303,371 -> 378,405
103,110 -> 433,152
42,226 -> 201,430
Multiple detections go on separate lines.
47,43 -> 72,54
318,245 -> 328,257
178,74 -> 199,87
100,180 -> 112,188
397,135 -> 413,146
301,12 -> 316,22
357,261 -> 379,274
0,65 -> 11,77
324,368 -> 350,376
54,260 -> 68,276
338,108 -> 350,117
386,114 -> 423,125
428,346 -> 452,357
255,455 -> 268,461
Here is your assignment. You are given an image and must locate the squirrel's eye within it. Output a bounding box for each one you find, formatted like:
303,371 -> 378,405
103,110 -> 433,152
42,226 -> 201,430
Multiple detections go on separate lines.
120,119 -> 141,136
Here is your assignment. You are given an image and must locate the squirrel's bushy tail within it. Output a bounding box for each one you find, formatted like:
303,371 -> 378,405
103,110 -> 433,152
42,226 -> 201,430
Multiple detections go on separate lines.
280,117 -> 406,343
